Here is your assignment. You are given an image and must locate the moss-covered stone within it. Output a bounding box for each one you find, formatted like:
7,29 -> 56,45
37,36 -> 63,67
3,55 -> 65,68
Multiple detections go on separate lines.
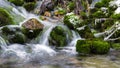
76,39 -> 110,54
1,26 -> 26,44
91,40 -> 110,54
76,40 -> 91,55
68,2 -> 75,11
76,26 -> 94,39
63,13 -> 81,29
23,2 -> 36,11
49,26 -> 67,47
22,18 -> 44,39
112,43 -> 120,50
8,0 -> 24,6
54,8 -> 66,15
0,8 -> 14,26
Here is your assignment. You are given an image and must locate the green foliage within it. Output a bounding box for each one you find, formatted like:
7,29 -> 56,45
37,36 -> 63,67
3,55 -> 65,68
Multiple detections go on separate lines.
64,13 -> 81,29
57,8 -> 66,15
68,2 -> 75,11
49,26 -> 67,47
111,14 -> 120,20
76,39 -> 110,55
23,2 -> 36,11
8,0 -> 24,6
0,8 -> 14,26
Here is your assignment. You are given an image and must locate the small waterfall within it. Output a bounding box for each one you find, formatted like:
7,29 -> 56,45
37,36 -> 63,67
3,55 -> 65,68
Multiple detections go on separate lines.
39,25 -> 56,45
0,36 -> 8,50
61,31 -> 81,55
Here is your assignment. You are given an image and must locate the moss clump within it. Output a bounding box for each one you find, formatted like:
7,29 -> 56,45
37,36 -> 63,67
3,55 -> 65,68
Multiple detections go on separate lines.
76,40 -> 91,55
76,26 -> 94,39
10,32 -> 26,44
54,8 -> 66,15
68,2 -> 75,11
1,26 -> 26,44
23,2 -> 36,11
91,40 -> 110,54
63,13 -> 81,29
8,0 -> 24,6
76,39 -> 110,55
0,8 -> 14,26
49,26 -> 67,47
112,43 -> 120,50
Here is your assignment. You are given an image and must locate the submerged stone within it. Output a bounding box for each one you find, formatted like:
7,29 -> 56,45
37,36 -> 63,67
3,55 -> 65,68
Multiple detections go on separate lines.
8,0 -> 24,6
22,18 -> 44,39
49,26 -> 67,47
76,39 -> 110,55
0,8 -> 14,26
1,26 -> 26,44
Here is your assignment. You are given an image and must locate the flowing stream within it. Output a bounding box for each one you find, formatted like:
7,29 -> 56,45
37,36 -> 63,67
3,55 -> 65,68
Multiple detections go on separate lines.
0,0 -> 120,68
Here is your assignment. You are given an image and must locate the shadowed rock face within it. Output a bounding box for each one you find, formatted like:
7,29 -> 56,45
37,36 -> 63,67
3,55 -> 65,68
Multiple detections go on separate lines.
22,18 -> 44,39
39,0 -> 55,14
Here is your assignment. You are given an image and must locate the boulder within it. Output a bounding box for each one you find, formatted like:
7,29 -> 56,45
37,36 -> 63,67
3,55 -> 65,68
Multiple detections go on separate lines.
76,39 -> 110,55
40,0 -> 54,14
0,8 -> 14,26
22,18 -> 44,39
8,0 -> 24,6
49,26 -> 67,47
1,26 -> 26,44
23,2 -> 36,11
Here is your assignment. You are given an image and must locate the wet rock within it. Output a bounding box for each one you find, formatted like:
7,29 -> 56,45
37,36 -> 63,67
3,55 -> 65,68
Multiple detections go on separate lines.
1,26 -> 26,44
49,26 -> 67,47
22,18 -> 44,39
63,13 -> 81,29
0,8 -> 14,27
76,26 -> 94,39
23,2 -> 36,11
76,39 -> 110,55
8,0 -> 24,6
40,0 -> 55,14
24,0 -> 36,2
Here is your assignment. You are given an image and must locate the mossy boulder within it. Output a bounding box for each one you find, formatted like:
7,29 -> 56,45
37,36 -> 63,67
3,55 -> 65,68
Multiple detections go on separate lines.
23,2 -> 36,11
91,40 -> 110,54
22,18 -> 44,39
76,40 -> 91,55
76,39 -> 110,55
0,8 -> 14,26
68,2 -> 75,11
76,26 -> 94,39
1,26 -> 26,44
112,43 -> 120,50
63,13 -> 81,29
49,26 -> 67,47
8,0 -> 24,6
54,8 -> 66,15
24,0 -> 36,2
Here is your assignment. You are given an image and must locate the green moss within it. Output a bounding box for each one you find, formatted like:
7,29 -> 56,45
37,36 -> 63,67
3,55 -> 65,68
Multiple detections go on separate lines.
63,13 -> 81,29
57,8 -> 66,15
76,39 -> 110,55
68,2 -> 75,11
10,32 -> 26,44
8,0 -> 24,6
0,8 -> 14,26
112,43 -> 120,50
76,26 -> 94,39
23,2 -> 36,11
91,40 -> 110,54
76,40 -> 91,55
111,14 -> 120,20
49,26 -> 67,47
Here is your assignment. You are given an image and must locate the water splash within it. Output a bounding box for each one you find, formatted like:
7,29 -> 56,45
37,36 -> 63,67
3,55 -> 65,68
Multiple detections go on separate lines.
0,36 -> 8,50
